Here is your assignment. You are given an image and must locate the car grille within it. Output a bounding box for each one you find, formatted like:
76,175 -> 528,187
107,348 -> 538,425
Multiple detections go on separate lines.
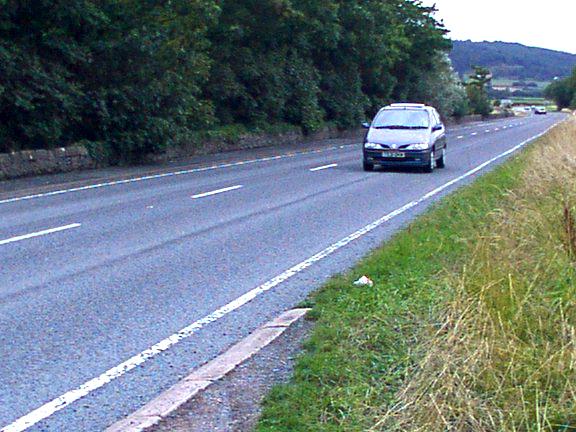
378,144 -> 414,150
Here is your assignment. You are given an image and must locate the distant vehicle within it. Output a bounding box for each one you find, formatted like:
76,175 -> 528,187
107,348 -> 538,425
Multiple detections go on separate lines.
534,106 -> 548,115
362,103 -> 447,173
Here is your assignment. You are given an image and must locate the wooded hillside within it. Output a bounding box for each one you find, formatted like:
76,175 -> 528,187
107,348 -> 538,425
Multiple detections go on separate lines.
450,40 -> 576,80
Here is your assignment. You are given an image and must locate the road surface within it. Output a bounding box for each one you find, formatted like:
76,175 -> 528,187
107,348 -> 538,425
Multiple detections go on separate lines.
0,113 -> 564,431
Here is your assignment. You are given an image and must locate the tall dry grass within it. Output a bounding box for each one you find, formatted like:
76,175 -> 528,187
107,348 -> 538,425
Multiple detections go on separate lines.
379,119 -> 576,431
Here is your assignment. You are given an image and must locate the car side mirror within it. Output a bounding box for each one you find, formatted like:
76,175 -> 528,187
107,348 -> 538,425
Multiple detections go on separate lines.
432,124 -> 443,132
362,122 -> 371,129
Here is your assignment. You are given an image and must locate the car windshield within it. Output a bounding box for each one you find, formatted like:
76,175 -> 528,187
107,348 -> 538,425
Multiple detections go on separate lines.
372,110 -> 430,129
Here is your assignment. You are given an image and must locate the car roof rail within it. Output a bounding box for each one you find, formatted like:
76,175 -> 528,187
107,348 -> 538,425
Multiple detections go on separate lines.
388,103 -> 427,109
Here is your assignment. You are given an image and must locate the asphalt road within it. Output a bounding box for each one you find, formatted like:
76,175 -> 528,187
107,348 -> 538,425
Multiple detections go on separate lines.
0,113 -> 565,431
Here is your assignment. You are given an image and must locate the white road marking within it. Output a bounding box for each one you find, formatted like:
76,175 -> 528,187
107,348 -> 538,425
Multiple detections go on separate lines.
457,135 -> 464,139
471,132 -> 478,136
485,129 -> 491,133
106,308 -> 310,432
0,224 -> 81,247
495,128 -> 500,131
191,185 -> 243,199
0,121 -> 561,432
0,145 -> 358,206
310,164 -> 338,172
0,117 -> 535,207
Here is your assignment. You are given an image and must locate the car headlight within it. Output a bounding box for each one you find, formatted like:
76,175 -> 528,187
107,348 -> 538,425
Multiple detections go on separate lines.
405,143 -> 429,150
364,142 -> 385,150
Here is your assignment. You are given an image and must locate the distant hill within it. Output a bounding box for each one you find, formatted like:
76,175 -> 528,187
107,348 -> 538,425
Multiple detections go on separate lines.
450,41 -> 576,80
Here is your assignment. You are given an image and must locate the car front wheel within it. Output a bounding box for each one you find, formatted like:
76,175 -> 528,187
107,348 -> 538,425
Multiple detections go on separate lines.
363,161 -> 375,172
437,147 -> 446,169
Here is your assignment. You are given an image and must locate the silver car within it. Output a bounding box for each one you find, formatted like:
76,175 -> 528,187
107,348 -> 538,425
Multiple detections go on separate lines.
362,103 -> 447,173
534,106 -> 547,115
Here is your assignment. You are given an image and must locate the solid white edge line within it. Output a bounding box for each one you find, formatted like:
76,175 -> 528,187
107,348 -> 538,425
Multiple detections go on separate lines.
0,224 -> 82,246
0,121 -> 562,432
105,308 -> 311,432
310,163 -> 338,172
191,185 -> 243,199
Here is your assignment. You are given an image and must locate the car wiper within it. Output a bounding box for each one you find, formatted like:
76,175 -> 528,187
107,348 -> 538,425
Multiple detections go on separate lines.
373,125 -> 411,130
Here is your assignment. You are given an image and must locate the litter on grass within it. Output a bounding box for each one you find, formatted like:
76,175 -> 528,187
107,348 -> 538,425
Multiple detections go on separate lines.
353,276 -> 374,287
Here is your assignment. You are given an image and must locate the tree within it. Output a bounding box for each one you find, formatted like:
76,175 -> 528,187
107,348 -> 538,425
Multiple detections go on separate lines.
414,53 -> 469,119
0,0 -> 454,158
0,0 -> 107,153
78,0 -> 220,162
466,66 -> 493,117
545,68 -> 576,110
0,0 -> 220,160
203,0 -> 452,130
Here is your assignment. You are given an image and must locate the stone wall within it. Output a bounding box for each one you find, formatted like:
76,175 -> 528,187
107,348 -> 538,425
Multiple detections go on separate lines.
164,125 -> 360,161
0,146 -> 94,181
445,112 -> 512,126
0,127 -> 362,181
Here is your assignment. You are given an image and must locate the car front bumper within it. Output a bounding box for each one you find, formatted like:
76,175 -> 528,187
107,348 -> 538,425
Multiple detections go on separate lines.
363,149 -> 432,167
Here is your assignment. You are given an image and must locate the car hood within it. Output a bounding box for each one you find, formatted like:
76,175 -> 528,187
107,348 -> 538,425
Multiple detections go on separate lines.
366,128 -> 430,147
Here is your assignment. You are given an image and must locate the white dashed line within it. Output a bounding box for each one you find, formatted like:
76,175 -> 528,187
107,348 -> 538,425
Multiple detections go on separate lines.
471,132 -> 478,136
0,118 -> 536,207
0,121 -> 561,432
310,164 -> 338,172
191,185 -> 243,199
457,135 -> 464,139
0,224 -> 82,246
0,146 -> 358,206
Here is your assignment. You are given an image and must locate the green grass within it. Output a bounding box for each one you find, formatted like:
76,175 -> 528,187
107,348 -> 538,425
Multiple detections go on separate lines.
510,96 -> 552,104
508,96 -> 558,111
256,120 -> 576,431
492,79 -> 551,90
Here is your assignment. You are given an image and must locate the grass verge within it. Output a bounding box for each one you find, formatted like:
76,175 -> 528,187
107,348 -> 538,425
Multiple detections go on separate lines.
256,119 -> 576,431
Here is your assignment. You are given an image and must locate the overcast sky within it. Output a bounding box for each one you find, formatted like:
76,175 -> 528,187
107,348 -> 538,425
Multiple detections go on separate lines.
422,0 -> 576,54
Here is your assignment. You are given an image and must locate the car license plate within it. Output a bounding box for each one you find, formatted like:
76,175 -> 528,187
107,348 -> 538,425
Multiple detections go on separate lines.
382,151 -> 405,158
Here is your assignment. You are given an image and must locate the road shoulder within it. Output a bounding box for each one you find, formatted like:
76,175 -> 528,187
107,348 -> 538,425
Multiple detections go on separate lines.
148,317 -> 313,432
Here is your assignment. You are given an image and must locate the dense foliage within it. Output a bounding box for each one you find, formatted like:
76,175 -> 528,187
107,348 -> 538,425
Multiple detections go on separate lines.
545,67 -> 576,110
413,54 -> 469,119
451,41 -> 576,81
0,0 -> 219,160
465,66 -> 492,117
0,0 -> 457,161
